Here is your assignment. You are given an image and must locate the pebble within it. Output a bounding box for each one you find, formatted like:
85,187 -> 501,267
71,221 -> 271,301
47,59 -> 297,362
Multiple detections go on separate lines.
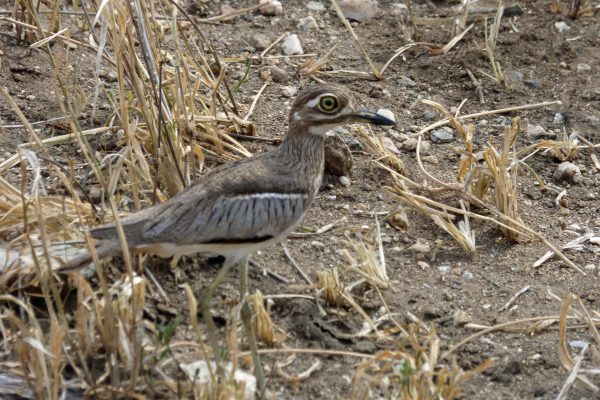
297,15 -> 318,31
26,94 -> 36,100
554,21 -> 570,33
281,85 -> 298,98
387,210 -> 409,230
576,63 -> 591,73
258,0 -> 283,16
453,310 -> 472,326
311,240 -> 325,250
438,265 -> 450,274
586,115 -> 600,128
585,192 -> 596,200
553,112 -> 565,124
390,3 -> 408,16
282,34 -> 303,55
525,124 -> 547,140
343,136 -> 362,150
569,340 -> 589,349
376,108 -> 395,123
462,271 -> 474,280
398,76 -> 416,87
419,140 -> 431,155
417,261 -> 430,269
409,242 -> 430,253
422,110 -> 438,122
339,176 -> 351,187
258,66 -> 288,83
247,33 -> 271,51
554,162 -> 581,184
100,70 -> 118,82
523,79 -> 542,89
324,133 -> 353,176
306,1 -> 326,11
340,0 -> 379,23
430,127 -> 454,144
382,136 -> 400,154
584,264 -> 597,272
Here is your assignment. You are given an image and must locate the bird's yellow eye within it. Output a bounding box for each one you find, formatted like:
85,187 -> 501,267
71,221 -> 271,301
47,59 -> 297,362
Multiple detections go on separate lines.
318,96 -> 338,113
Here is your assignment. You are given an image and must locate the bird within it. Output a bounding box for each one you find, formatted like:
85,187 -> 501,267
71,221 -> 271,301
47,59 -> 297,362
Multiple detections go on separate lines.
59,82 -> 395,390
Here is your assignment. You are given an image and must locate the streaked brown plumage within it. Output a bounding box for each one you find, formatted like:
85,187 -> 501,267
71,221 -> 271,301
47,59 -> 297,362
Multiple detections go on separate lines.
60,83 -> 395,272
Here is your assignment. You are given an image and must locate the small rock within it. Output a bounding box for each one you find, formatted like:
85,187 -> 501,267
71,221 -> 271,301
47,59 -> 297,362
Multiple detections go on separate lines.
390,3 -> 408,16
423,306 -> 443,319
402,138 -> 418,150
505,70 -> 524,84
282,34 -> 303,55
100,70 -> 118,82
387,210 -> 409,230
376,108 -> 395,123
306,1 -> 326,11
297,15 -> 318,31
339,176 -> 351,187
462,271 -> 474,280
258,66 -> 288,83
382,136 -> 400,154
553,112 -> 565,124
417,261 -> 430,269
398,75 -> 416,87
88,185 -> 103,203
585,192 -> 596,200
408,242 -> 430,253
281,85 -> 298,98
438,265 -> 450,274
555,21 -> 570,33
584,264 -> 597,272
453,310 -> 472,326
419,140 -> 431,155
259,0 -> 282,16
26,94 -> 36,100
430,127 -> 454,144
247,33 -> 271,51
554,162 -> 581,184
569,340 -> 589,349
525,124 -> 547,139
586,115 -> 600,128
311,240 -> 325,250
324,133 -> 353,176
576,63 -> 591,73
523,79 -> 542,89
422,110 -> 438,122
340,0 -> 378,23
343,136 -> 362,150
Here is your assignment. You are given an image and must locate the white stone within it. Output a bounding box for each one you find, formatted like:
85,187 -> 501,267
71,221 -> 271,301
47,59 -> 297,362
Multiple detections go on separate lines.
259,0 -> 283,16
339,176 -> 351,187
576,63 -> 591,73
297,15 -> 318,31
340,0 -> 379,23
281,85 -> 298,98
307,1 -> 326,11
554,21 -> 570,33
281,34 -> 303,55
180,361 -> 256,400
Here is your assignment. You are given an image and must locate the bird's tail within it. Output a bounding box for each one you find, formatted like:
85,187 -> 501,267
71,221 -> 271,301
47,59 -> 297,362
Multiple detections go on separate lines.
58,241 -> 122,273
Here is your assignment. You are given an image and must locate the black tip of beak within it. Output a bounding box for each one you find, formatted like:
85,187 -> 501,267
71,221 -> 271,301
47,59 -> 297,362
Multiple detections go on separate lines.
354,110 -> 396,126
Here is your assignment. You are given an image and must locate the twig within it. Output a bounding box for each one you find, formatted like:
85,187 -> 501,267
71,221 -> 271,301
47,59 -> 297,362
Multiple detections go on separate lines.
282,245 -> 313,285
500,285 -> 531,311
249,259 -> 289,284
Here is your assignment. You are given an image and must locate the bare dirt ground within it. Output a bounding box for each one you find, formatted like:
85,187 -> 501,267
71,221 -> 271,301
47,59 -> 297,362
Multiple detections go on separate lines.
1,0 -> 600,399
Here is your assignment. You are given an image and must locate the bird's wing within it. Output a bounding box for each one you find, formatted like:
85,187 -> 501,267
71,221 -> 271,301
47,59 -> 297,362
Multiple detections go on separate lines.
141,178 -> 309,245
91,155 -> 310,246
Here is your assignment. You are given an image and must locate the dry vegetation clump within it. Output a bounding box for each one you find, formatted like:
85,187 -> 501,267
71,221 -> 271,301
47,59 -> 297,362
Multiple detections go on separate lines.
0,0 -> 257,397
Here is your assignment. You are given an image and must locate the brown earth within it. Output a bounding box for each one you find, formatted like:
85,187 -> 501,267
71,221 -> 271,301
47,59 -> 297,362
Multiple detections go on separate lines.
1,0 -> 599,399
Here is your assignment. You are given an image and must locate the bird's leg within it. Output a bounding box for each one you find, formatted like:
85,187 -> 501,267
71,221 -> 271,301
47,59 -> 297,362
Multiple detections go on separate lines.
239,256 -> 266,394
200,257 -> 237,362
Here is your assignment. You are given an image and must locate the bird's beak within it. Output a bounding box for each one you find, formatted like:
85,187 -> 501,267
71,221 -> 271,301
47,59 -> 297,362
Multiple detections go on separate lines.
351,110 -> 396,126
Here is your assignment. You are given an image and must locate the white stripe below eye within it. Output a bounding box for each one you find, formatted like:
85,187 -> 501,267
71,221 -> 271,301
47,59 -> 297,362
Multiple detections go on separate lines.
305,97 -> 321,108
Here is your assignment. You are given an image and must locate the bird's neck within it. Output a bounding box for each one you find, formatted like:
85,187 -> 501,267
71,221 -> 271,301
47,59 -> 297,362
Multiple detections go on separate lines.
279,124 -> 325,198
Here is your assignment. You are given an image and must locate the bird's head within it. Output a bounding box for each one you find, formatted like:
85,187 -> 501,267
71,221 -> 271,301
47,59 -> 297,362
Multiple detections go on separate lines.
288,83 -> 396,136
